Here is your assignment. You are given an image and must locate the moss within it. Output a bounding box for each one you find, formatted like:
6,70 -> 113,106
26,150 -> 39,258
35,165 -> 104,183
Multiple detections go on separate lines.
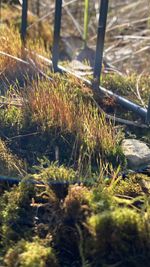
63,184 -> 91,222
111,175 -> 143,197
0,179 -> 36,249
86,208 -> 150,267
33,161 -> 81,183
102,73 -> 150,105
32,161 -> 89,199
4,238 -> 59,267
112,174 -> 150,197
87,188 -> 113,213
102,72 -> 150,123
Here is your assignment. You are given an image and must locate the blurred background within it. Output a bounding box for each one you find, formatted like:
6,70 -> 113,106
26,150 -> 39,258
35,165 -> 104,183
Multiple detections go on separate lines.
0,0 -> 150,74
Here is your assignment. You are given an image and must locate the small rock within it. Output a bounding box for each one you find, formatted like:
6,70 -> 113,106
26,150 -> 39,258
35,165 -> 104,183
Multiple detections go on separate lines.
121,139 -> 150,169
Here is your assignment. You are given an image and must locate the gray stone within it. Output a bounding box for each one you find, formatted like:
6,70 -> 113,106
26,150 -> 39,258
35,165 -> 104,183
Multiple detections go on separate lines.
121,139 -> 150,169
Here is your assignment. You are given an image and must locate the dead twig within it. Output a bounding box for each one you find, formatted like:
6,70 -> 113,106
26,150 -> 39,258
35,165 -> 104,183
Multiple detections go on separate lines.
0,51 -> 29,65
0,101 -> 22,107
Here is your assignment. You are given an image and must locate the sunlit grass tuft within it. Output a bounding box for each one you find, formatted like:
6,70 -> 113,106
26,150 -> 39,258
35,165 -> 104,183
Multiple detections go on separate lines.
22,75 -> 124,170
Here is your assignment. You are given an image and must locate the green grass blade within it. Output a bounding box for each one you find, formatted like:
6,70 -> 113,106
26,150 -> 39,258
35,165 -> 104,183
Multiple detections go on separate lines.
84,0 -> 89,48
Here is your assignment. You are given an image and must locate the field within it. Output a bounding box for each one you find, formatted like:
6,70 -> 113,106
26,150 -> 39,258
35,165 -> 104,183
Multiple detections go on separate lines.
0,1 -> 150,267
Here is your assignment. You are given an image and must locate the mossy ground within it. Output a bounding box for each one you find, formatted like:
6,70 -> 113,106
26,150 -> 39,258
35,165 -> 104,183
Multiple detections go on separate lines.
0,3 -> 150,267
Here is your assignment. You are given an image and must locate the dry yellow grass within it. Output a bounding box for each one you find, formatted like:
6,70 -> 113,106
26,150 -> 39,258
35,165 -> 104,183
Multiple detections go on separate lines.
0,26 -> 22,73
0,23 -> 50,93
0,4 -> 51,83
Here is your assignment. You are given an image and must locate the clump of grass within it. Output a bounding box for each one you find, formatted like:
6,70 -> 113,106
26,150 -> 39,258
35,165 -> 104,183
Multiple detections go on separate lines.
0,138 -> 25,176
23,76 -> 124,168
0,86 -> 23,128
0,26 -> 22,74
0,104 -> 23,139
79,105 -> 124,159
24,77 -> 78,132
0,105 -> 22,127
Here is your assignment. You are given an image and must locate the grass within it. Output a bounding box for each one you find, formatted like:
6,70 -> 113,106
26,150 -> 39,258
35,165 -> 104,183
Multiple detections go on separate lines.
1,3 -> 53,46
23,77 -> 122,155
0,138 -> 25,177
0,25 -> 49,95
